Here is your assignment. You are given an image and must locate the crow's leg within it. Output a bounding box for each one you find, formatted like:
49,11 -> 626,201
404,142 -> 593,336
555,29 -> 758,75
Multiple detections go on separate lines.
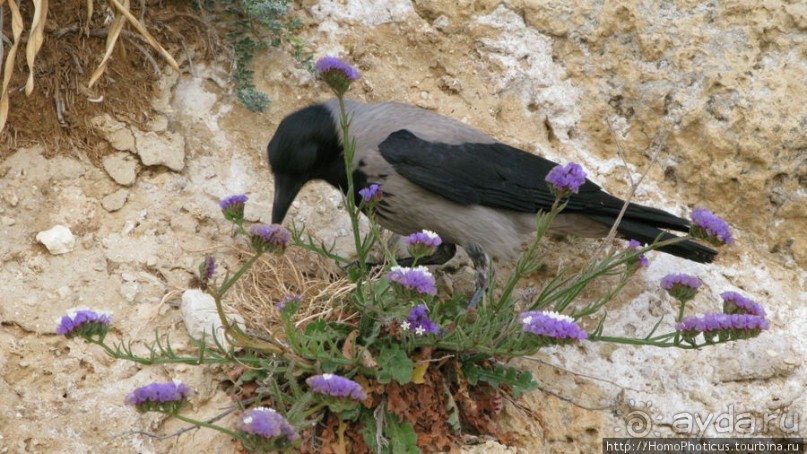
396,243 -> 457,267
465,243 -> 491,309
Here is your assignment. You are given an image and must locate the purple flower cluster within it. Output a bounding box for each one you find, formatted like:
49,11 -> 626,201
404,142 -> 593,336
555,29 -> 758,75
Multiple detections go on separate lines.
406,230 -> 442,249
220,194 -> 248,223
545,162 -> 587,196
315,56 -> 360,95
406,230 -> 442,257
520,311 -> 588,341
306,373 -> 367,401
661,273 -> 702,302
250,224 -> 290,254
661,274 -> 702,290
239,407 -> 298,442
676,313 -> 769,334
358,183 -> 383,203
199,256 -> 216,286
401,304 -> 439,336
387,265 -> 437,296
626,239 -> 649,269
691,208 -> 734,246
721,291 -> 766,317
278,294 -> 302,310
56,308 -> 112,338
125,379 -> 192,413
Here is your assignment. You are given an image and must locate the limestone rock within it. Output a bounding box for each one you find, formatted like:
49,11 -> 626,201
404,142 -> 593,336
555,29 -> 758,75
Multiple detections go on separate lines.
180,289 -> 245,350
90,114 -> 135,152
134,130 -> 186,172
102,152 -> 138,186
36,225 -> 76,255
100,189 -> 130,212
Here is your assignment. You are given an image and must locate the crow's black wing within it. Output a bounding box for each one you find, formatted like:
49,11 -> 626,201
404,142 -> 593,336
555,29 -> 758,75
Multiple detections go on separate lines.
379,130 -> 680,225
378,129 -> 717,263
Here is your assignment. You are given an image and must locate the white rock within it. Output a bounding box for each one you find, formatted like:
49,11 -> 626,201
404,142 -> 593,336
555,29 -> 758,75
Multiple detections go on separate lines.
102,152 -> 138,186
180,289 -> 245,351
134,130 -> 186,172
36,225 -> 76,255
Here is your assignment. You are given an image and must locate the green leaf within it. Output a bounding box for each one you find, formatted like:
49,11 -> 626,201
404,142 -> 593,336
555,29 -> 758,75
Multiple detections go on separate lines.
461,362 -> 538,398
377,343 -> 413,385
386,412 -> 419,453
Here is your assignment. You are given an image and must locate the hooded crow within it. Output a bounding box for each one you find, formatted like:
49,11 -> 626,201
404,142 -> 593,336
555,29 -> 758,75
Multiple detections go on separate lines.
267,99 -> 716,305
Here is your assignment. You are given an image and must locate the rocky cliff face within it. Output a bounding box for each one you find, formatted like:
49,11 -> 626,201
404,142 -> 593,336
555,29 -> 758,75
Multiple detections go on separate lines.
0,1 -> 803,451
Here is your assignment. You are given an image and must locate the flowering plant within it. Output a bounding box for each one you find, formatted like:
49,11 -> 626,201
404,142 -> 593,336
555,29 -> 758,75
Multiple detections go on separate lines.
57,56 -> 768,452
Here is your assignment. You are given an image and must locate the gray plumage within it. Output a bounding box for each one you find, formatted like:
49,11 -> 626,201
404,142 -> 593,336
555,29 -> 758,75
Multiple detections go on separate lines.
267,99 -> 716,304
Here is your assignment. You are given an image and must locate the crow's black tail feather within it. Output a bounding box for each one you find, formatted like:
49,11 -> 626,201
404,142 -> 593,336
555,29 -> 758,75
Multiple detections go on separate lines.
587,215 -> 717,263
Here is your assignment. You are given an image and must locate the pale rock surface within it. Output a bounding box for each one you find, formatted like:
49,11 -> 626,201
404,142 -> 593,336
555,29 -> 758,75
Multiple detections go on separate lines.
36,225 -> 76,255
180,289 -> 246,351
102,152 -> 139,186
134,130 -> 186,172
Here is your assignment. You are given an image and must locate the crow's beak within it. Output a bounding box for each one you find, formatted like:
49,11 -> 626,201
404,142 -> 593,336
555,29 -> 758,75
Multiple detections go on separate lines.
271,174 -> 306,224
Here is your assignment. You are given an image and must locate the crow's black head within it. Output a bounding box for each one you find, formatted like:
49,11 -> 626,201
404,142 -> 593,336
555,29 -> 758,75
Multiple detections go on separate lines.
267,103 -> 344,224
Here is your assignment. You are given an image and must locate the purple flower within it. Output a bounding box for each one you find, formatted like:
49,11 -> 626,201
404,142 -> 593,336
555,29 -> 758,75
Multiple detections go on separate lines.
661,273 -> 702,303
691,208 -> 734,246
545,162 -> 587,196
676,313 -> 768,341
402,304 -> 439,335
198,256 -> 216,287
358,184 -> 383,203
125,379 -> 192,413
721,291 -> 766,317
520,311 -> 588,341
387,265 -> 437,296
406,230 -> 442,258
315,56 -> 360,95
250,224 -> 290,254
306,374 -> 367,401
626,239 -> 649,269
279,294 -> 302,310
220,194 -> 248,223
56,308 -> 112,339
239,407 -> 298,442
406,230 -> 442,248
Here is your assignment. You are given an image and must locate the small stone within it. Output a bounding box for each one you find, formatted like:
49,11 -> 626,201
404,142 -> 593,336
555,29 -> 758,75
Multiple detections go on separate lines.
101,189 -> 129,212
1,216 -> 15,226
134,130 -> 186,172
180,289 -> 245,350
107,128 -> 135,152
2,188 -> 19,207
102,152 -> 138,186
36,225 -> 76,255
120,281 -> 140,303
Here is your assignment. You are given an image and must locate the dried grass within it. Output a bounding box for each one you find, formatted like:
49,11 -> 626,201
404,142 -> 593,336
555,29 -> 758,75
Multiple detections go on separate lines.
228,246 -> 361,340
0,0 -> 217,161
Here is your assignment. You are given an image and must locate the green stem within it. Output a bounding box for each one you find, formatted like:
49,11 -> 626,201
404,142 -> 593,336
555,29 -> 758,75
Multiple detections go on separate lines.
587,334 -> 698,349
173,413 -> 242,439
337,95 -> 366,273
217,252 -> 265,297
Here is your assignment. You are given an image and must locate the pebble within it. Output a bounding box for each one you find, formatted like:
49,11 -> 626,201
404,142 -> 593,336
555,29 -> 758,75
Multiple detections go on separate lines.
101,189 -> 129,212
36,225 -> 76,255
102,152 -> 138,186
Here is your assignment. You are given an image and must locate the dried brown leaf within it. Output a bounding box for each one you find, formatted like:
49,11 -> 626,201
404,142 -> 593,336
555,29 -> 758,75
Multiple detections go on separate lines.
88,0 -> 128,87
24,0 -> 49,96
106,0 -> 180,72
0,0 -> 23,131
